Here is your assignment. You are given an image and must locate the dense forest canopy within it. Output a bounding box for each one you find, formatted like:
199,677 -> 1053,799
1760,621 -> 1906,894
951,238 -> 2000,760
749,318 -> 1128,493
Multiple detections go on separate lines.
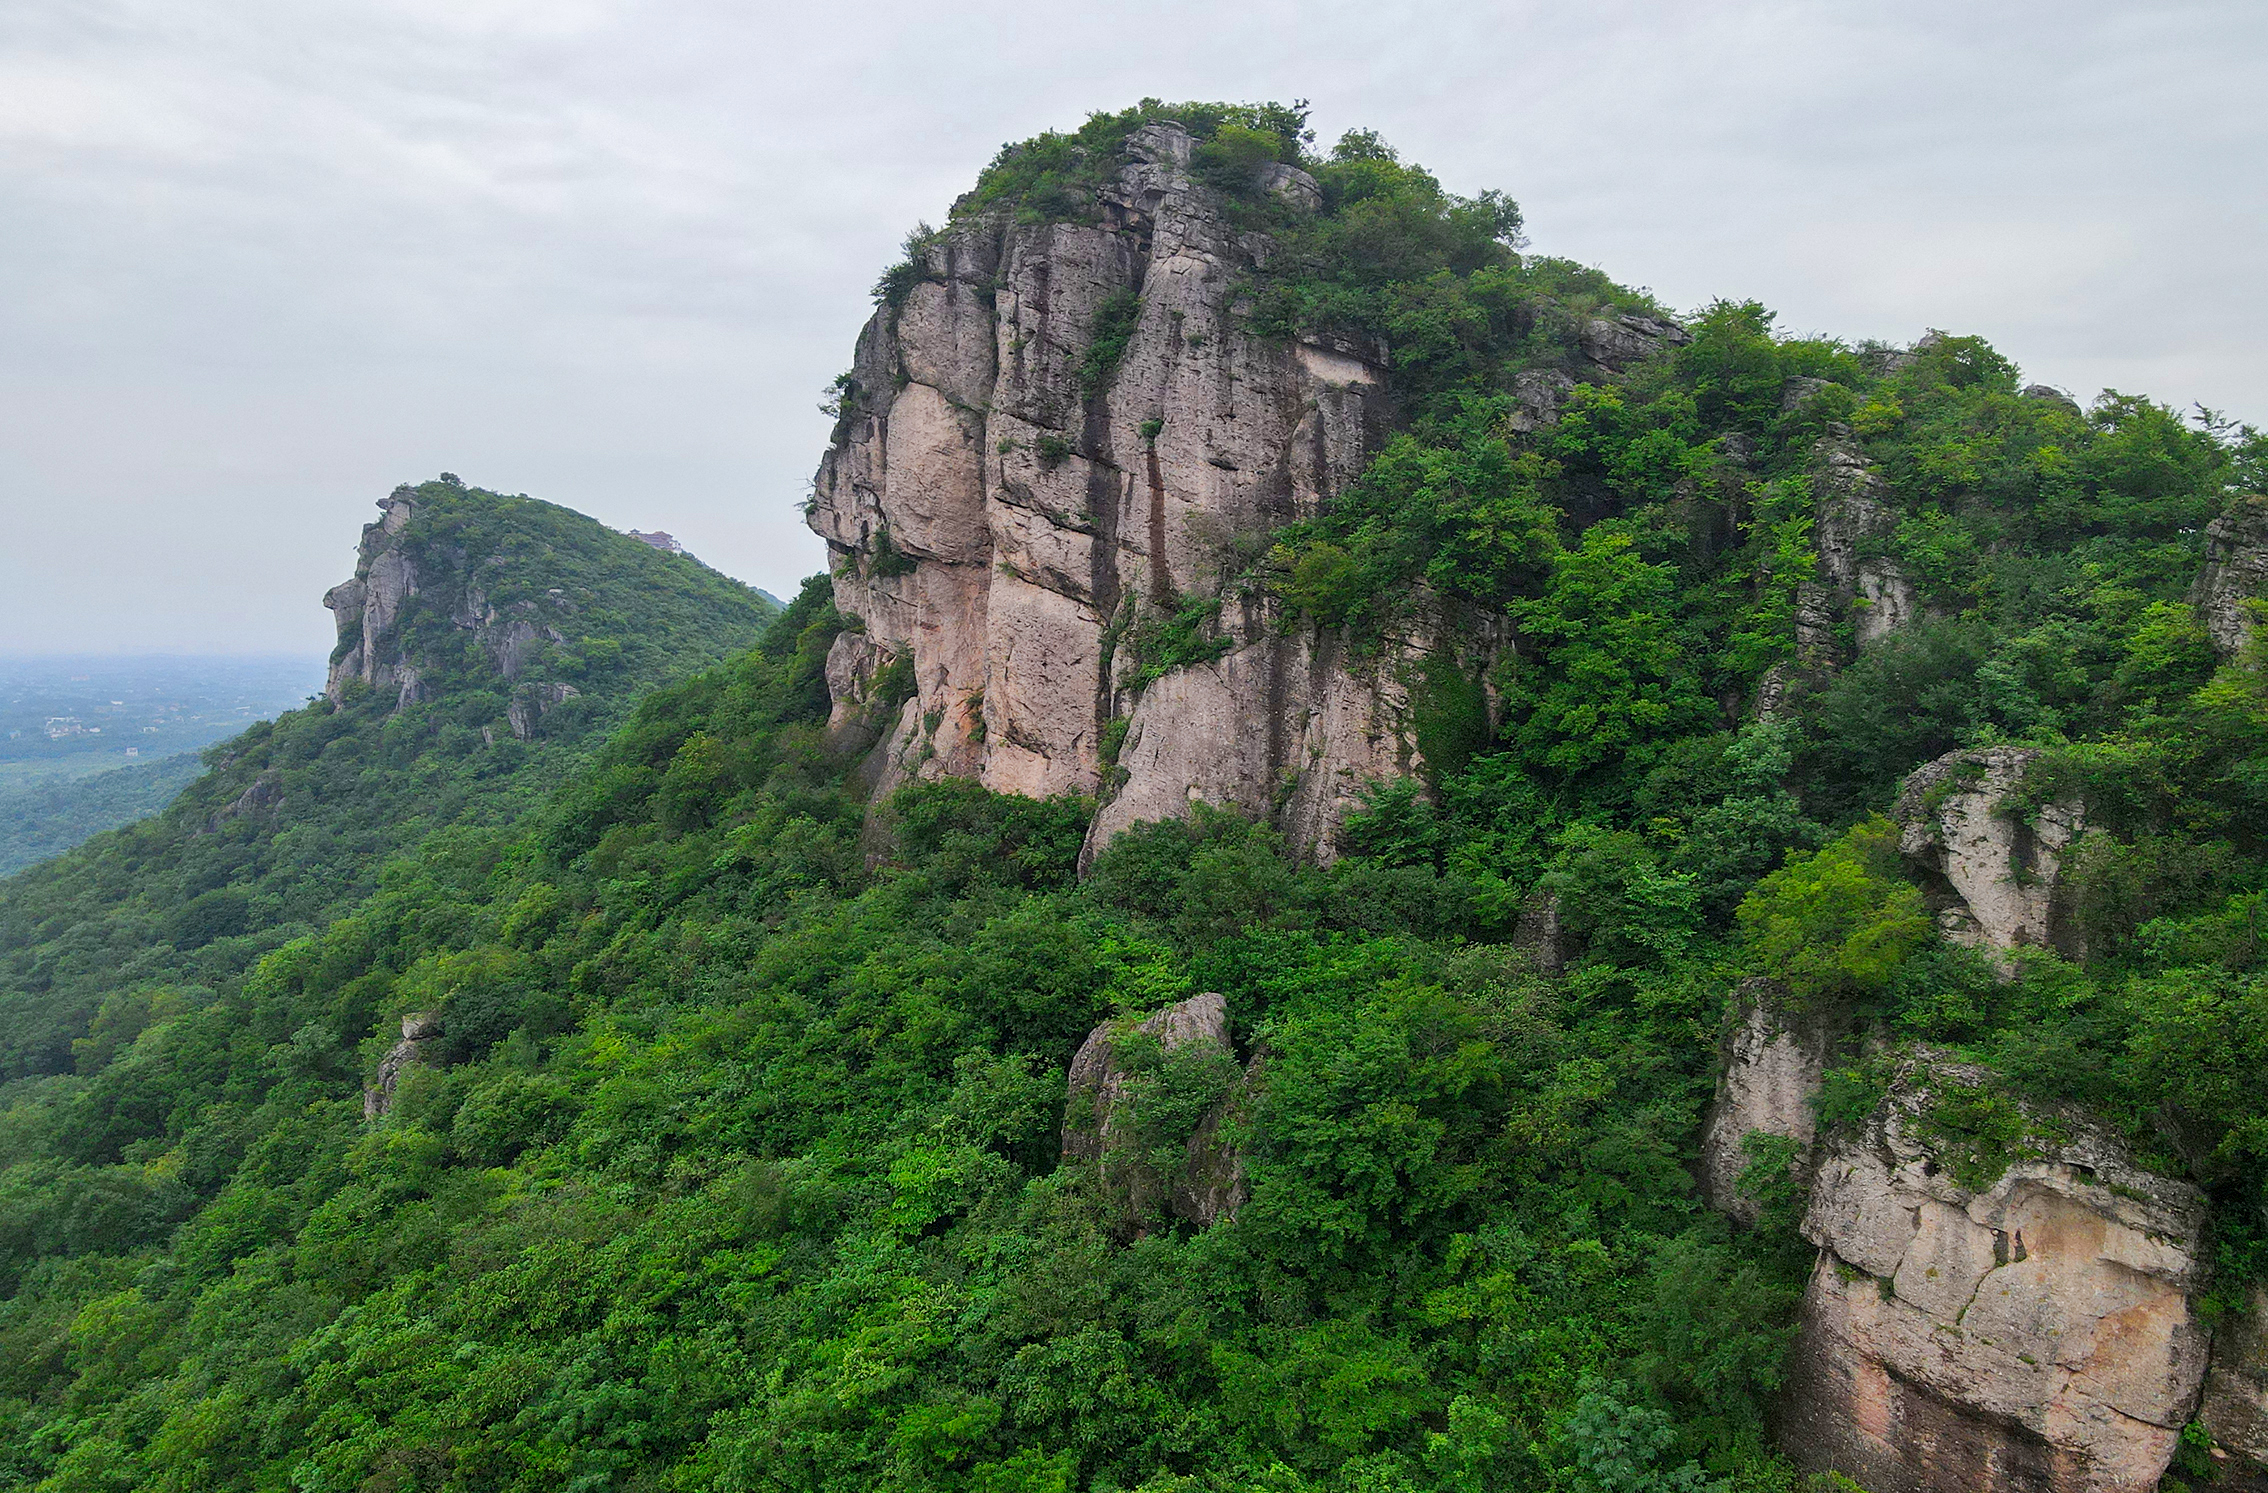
2,102 -> 2266,1493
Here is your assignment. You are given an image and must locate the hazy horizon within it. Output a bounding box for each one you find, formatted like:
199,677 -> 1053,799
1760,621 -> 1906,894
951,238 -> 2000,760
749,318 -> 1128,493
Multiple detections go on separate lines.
5,0 -> 2264,655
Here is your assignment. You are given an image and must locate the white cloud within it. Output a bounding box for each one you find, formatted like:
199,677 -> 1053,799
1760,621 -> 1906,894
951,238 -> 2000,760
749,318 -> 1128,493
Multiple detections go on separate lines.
0,0 -> 2263,652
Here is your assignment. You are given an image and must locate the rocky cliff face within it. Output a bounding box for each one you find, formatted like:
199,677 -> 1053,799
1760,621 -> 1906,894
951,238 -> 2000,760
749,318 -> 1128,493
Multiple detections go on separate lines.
1783,1059 -> 2210,1493
1896,746 -> 2085,963
2205,1289 -> 2268,1489
1698,981 -> 1831,1224
323,487 -> 579,735
2195,495 -> 2268,658
1701,991 -> 2246,1489
1811,428 -> 1921,651
808,124 -> 1606,859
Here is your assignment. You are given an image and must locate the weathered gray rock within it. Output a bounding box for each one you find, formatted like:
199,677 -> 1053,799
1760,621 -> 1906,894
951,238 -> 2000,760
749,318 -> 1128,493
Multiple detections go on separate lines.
1783,1058 -> 2210,1493
1813,432 -> 1919,649
2194,496 -> 2268,658
1578,311 -> 1692,375
322,487 -> 588,720
1512,890 -> 1575,974
2203,1286 -> 2268,1487
506,682 -> 580,742
2021,384 -> 2084,417
1896,747 -> 2085,963
1699,981 -> 1831,1224
324,491 -> 421,703
1506,368 -> 1575,433
1782,375 -> 1834,412
364,1011 -> 442,1120
1254,161 -> 1322,213
1063,991 -> 1252,1230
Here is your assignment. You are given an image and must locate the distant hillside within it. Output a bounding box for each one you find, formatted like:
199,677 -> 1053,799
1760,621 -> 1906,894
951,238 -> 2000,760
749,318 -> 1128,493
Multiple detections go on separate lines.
0,753 -> 205,876
0,476 -> 777,1077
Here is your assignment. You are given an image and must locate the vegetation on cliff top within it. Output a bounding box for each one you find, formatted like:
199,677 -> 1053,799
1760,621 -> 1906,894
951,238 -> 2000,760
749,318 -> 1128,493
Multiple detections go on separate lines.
0,478 -> 776,1082
0,103 -> 2266,1493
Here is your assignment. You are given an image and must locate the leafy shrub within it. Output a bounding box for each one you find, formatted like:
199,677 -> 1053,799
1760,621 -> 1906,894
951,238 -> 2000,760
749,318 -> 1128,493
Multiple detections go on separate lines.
1736,817 -> 1930,1004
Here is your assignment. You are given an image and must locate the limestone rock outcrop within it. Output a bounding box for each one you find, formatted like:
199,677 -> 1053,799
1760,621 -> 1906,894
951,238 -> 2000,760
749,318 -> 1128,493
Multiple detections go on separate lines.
1783,1059 -> 2210,1493
324,492 -> 423,705
1895,747 -> 2085,961
364,1011 -> 442,1120
2194,496 -> 2268,658
1063,991 -> 1253,1230
323,487 -> 578,715
1811,429 -> 1919,652
806,122 -> 1656,861
1698,981 -> 1831,1224
1578,311 -> 1693,375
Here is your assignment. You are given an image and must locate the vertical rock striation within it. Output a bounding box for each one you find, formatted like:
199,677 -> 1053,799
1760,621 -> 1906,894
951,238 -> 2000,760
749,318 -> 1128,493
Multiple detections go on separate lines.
1698,980 -> 1832,1224
808,123 -> 1504,860
325,491 -> 423,706
2194,495 -> 2268,658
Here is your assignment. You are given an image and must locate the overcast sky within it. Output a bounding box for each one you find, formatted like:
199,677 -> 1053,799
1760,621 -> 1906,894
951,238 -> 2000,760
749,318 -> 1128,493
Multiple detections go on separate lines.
3,0 -> 2263,656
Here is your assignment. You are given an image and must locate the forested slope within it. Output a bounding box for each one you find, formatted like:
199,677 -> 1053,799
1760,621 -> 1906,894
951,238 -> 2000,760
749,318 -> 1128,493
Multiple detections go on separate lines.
0,103 -> 2265,1493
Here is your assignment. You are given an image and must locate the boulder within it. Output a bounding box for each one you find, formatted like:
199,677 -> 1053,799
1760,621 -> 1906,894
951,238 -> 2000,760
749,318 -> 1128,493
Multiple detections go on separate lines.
1506,368 -> 1576,433
364,1011 -> 442,1120
2193,495 -> 2268,657
1782,1057 -> 2210,1493
1782,375 -> 1834,412
1578,311 -> 1693,375
1253,161 -> 1322,213
1895,747 -> 2085,963
1063,992 -> 1253,1231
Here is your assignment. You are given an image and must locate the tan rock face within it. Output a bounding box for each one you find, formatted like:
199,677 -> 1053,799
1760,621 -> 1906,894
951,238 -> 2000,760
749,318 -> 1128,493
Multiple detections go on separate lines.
2194,495 -> 2268,657
1783,1064 -> 2210,1493
805,124 -> 1493,862
1895,747 -> 2085,963
1698,981 -> 1830,1224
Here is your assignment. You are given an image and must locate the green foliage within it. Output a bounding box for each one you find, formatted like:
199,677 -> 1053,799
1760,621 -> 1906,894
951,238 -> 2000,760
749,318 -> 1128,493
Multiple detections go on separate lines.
5,99 -> 2267,1493
1736,818 -> 1930,1004
1123,594 -> 1235,688
0,754 -> 206,878
956,99 -> 1312,226
874,221 -> 941,308
0,481 -> 778,1084
1078,288 -> 1143,396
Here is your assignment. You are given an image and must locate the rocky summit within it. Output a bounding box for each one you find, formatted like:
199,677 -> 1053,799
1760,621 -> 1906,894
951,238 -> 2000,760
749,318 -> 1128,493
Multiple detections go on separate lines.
4,99 -> 2268,1493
